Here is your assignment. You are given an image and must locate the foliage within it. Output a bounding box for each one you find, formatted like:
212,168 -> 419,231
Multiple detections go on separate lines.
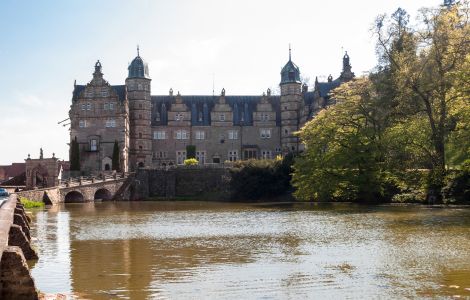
442,161 -> 470,203
19,197 -> 45,209
183,158 -> 199,166
373,2 -> 470,198
112,140 -> 120,171
293,2 -> 470,203
230,154 -> 294,201
186,145 -> 196,159
70,136 -> 80,171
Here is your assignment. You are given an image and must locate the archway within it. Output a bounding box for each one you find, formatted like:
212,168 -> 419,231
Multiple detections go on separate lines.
64,191 -> 84,203
104,164 -> 110,171
94,188 -> 112,201
138,162 -> 144,168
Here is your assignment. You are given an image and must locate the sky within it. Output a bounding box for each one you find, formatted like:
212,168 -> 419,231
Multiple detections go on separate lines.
0,0 -> 440,165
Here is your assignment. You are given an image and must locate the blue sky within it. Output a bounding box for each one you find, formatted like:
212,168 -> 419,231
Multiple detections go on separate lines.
0,0 -> 439,164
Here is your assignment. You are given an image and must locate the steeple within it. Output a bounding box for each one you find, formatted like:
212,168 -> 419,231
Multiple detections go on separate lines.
339,51 -> 354,82
128,47 -> 150,79
280,45 -> 301,85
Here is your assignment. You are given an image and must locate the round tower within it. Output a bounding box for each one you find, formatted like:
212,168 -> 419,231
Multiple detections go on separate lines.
280,46 -> 302,154
126,47 -> 152,170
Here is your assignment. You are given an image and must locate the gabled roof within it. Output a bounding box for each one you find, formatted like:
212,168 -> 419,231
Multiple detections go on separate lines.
72,85 -> 126,102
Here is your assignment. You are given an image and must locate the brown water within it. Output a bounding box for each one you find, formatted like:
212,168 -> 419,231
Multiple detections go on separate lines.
29,202 -> 470,299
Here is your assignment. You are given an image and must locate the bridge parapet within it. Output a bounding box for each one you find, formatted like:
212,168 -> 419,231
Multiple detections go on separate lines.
0,195 -> 39,299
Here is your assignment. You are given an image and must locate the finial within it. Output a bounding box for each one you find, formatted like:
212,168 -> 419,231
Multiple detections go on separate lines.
137,45 -> 140,56
27,154 -> 30,159
289,43 -> 292,61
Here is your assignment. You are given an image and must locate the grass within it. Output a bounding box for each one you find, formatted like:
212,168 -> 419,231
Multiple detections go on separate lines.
19,197 -> 45,209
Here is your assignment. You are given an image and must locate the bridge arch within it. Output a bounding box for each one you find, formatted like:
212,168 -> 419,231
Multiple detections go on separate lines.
94,188 -> 112,201
64,191 -> 84,203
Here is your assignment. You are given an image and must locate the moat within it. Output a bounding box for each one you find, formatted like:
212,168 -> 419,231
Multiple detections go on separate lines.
29,202 -> 470,299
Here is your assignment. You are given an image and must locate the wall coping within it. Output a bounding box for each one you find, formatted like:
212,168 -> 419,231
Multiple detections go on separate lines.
0,194 -> 17,263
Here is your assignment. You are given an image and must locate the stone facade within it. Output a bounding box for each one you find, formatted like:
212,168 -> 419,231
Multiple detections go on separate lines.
69,49 -> 354,172
25,154 -> 61,189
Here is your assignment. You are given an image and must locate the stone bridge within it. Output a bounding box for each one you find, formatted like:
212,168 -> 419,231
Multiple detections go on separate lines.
16,174 -> 132,204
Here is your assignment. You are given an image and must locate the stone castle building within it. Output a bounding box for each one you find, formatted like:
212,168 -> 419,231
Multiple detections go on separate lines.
69,48 -> 354,172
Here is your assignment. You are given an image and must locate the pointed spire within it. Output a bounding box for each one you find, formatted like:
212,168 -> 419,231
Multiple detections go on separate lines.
289,43 -> 292,61
137,45 -> 140,57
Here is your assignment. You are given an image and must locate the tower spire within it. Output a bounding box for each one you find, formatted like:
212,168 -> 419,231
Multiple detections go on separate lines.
137,45 -> 140,56
289,43 -> 291,61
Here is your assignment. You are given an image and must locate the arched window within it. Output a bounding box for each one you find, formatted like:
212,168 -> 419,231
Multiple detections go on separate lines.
139,132 -> 142,138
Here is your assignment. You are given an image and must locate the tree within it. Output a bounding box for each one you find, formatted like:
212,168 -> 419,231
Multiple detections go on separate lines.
112,140 -> 120,171
70,136 -> 80,171
373,2 -> 470,200
186,145 -> 196,159
293,77 -> 393,202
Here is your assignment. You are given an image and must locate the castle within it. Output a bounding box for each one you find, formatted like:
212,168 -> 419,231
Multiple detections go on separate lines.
69,48 -> 354,172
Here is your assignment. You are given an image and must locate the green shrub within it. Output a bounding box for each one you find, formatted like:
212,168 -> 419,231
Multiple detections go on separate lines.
442,165 -> 470,204
184,158 -> 199,166
229,154 -> 294,201
19,197 -> 45,209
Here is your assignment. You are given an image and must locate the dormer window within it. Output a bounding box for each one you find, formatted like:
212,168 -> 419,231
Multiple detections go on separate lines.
155,112 -> 161,122
219,114 -> 225,121
198,112 -> 203,122
104,103 -> 109,110
288,71 -> 295,81
240,112 -> 245,122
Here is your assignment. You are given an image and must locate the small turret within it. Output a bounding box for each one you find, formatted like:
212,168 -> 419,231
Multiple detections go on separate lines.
280,45 -> 301,85
128,46 -> 150,79
339,51 -> 355,82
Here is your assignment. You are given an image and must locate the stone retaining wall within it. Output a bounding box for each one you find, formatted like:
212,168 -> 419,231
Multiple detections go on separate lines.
133,167 -> 231,200
16,187 -> 60,205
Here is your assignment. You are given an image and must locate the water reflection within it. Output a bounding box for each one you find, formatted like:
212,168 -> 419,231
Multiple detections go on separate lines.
29,202 -> 470,299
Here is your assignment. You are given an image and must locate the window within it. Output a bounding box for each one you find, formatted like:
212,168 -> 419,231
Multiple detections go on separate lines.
109,102 -> 114,110
195,131 -> 205,140
198,112 -> 203,122
139,145 -> 143,150
85,91 -> 93,98
244,149 -> 257,160
139,103 -> 143,109
196,151 -> 206,164
81,104 -> 86,110
219,113 -> 225,121
240,112 -> 245,122
275,147 -> 282,153
261,150 -> 272,159
228,130 -> 238,140
138,84 -> 143,90
260,129 -> 271,139
155,112 -> 161,122
138,132 -> 142,138
156,151 -> 167,159
228,150 -> 238,162
87,103 -> 92,110
79,120 -> 86,128
153,131 -> 166,140
261,113 -> 269,121
101,90 -> 108,97
104,103 -> 109,110
105,119 -> 116,128
176,151 -> 187,165
175,113 -> 184,121
176,130 -> 188,140
90,139 -> 98,151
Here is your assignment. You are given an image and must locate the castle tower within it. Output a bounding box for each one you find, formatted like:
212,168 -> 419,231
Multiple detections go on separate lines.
279,46 -> 302,154
126,47 -> 152,170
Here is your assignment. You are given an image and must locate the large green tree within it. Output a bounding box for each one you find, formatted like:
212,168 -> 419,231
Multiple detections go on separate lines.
374,2 -> 470,198
293,78 -> 391,202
